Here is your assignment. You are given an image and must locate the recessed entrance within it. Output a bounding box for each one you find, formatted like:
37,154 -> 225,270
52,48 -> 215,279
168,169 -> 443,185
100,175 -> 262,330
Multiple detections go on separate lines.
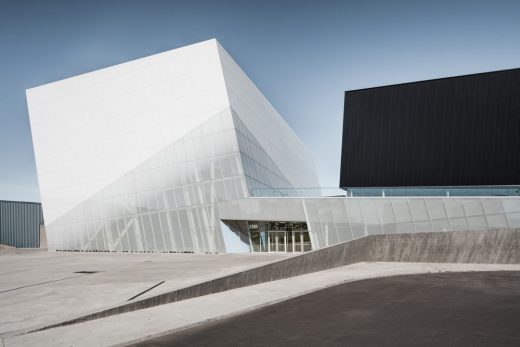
248,221 -> 311,253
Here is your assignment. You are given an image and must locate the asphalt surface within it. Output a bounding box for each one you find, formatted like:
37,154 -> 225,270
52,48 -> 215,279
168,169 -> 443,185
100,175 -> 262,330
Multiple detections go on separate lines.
132,271 -> 520,347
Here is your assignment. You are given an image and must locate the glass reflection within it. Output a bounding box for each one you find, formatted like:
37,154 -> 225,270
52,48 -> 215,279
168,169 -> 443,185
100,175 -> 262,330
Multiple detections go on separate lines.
248,221 -> 311,253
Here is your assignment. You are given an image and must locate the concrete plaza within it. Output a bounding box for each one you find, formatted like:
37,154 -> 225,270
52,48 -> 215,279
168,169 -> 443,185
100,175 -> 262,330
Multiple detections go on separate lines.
1,250 -> 519,346
0,249 -> 288,335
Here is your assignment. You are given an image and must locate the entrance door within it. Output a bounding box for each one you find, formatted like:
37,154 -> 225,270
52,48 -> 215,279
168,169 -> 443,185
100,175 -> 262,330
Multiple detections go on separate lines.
268,231 -> 286,252
248,221 -> 311,253
293,231 -> 302,252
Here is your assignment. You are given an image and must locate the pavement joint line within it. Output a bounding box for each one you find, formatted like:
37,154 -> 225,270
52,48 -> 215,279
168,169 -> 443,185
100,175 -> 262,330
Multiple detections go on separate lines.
0,273 -> 92,294
127,281 -> 165,301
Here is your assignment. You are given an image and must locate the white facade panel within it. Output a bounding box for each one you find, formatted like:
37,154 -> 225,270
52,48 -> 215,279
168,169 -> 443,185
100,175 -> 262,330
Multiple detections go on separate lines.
27,39 -> 229,225
28,39 -> 319,253
218,197 -> 520,250
216,43 -> 319,191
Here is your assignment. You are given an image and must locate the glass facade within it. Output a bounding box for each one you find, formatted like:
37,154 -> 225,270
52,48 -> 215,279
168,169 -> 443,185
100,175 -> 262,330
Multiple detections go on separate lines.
44,105 -> 319,253
218,196 -> 520,251
41,102 -> 316,253
248,221 -> 311,253
47,109 -> 248,252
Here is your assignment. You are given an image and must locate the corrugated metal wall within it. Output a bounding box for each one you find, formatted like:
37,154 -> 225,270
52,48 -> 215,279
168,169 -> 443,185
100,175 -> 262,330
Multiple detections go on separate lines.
0,200 -> 43,248
340,68 -> 520,188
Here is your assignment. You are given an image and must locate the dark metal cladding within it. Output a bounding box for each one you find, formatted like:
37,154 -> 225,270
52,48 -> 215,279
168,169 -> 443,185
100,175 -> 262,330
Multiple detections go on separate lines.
340,68 -> 520,187
0,200 -> 43,248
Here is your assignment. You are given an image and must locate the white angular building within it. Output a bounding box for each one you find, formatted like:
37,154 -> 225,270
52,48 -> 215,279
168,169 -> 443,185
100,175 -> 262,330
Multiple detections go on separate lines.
27,39 -> 319,253
27,40 -> 520,254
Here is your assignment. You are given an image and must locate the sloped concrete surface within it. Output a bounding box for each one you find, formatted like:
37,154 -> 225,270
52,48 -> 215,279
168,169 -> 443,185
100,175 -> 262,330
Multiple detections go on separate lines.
12,228 -> 519,334
2,228 -> 518,342
3,262 -> 520,347
0,250 -> 288,335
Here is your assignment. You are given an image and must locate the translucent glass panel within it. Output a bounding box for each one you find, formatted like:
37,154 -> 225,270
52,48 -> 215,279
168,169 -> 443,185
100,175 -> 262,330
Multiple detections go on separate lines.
217,43 -> 319,189
217,196 -> 520,250
46,109 -> 248,253
248,221 -> 310,253
232,111 -> 295,192
297,197 -> 520,248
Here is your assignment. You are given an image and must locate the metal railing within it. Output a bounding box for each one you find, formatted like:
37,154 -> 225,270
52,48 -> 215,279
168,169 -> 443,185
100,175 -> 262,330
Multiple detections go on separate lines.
250,186 -> 520,198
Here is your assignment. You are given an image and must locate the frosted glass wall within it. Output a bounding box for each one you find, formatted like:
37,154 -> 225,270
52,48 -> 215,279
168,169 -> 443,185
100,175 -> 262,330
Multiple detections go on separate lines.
218,197 -> 520,250
48,109 -> 248,252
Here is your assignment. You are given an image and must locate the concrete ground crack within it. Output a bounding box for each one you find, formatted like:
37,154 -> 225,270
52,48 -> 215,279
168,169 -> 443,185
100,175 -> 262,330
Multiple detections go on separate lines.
0,273 -> 93,294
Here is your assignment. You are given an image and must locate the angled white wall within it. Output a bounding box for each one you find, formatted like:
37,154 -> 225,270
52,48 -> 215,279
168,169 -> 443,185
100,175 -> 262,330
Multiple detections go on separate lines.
216,43 -> 319,192
27,39 -> 229,225
27,39 -> 319,252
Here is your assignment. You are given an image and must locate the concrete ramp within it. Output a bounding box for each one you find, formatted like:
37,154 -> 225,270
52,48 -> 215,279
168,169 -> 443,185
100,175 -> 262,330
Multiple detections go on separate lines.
28,228 -> 520,333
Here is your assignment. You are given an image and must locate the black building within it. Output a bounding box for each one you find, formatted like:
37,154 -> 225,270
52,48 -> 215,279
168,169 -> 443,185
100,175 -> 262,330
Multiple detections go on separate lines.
340,68 -> 520,188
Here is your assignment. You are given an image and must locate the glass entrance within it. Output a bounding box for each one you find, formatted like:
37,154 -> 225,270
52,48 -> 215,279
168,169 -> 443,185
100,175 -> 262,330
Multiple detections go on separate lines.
248,221 -> 311,253
268,231 -> 285,252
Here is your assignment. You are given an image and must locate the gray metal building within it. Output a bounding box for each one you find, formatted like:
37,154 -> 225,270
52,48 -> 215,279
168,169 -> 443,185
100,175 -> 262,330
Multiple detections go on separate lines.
0,200 -> 44,248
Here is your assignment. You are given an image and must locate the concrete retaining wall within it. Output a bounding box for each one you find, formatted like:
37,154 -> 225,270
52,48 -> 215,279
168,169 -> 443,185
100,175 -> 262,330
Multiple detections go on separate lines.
368,229 -> 519,264
34,228 -> 519,332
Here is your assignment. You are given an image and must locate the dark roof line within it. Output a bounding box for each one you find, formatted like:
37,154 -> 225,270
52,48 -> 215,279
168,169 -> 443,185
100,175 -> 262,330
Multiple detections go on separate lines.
345,67 -> 520,94
0,200 -> 42,205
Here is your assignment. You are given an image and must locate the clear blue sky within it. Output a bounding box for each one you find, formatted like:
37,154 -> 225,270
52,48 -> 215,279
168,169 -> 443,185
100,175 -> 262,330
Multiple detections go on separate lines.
1,0 -> 519,202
